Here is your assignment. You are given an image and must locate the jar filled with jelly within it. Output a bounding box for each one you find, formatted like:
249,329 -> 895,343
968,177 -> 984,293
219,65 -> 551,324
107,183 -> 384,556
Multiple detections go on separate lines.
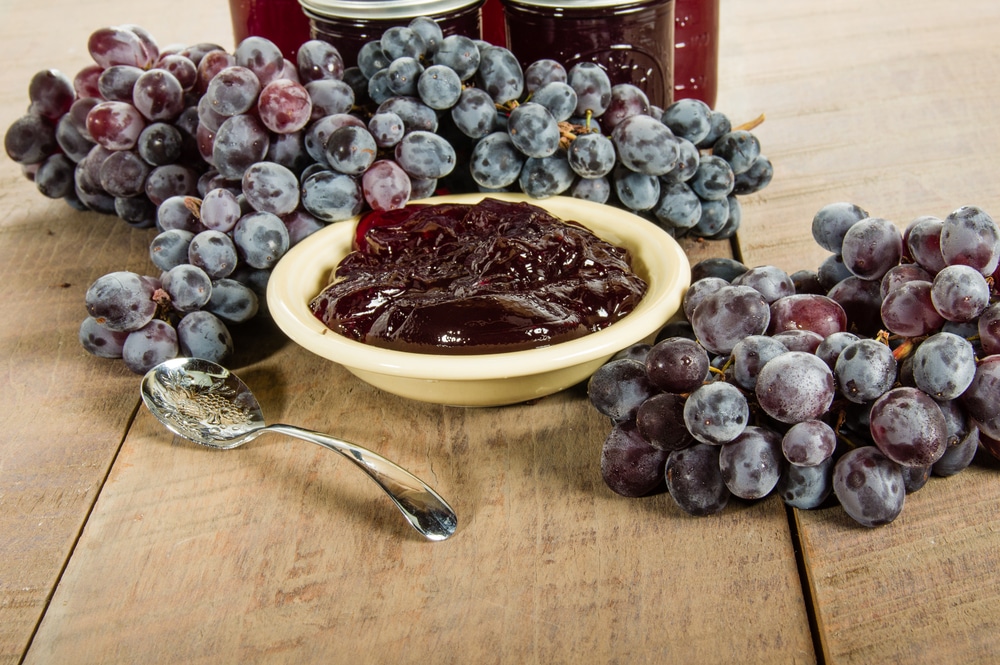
229,0 -> 313,60
501,0 -> 675,108
299,0 -> 485,68
674,0 -> 718,108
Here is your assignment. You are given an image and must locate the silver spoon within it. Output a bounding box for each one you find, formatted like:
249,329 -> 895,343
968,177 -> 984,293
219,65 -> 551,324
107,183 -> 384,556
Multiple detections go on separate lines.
140,357 -> 457,541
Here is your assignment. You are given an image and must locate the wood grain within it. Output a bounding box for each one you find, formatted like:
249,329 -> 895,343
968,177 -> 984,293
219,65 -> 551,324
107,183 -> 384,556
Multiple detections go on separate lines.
24,329 -> 815,664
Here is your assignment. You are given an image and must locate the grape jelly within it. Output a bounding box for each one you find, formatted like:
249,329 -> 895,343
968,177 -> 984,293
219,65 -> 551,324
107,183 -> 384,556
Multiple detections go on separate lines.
299,0 -> 485,68
309,198 -> 648,354
501,0 -> 675,108
673,0 -> 718,108
229,0 -> 313,60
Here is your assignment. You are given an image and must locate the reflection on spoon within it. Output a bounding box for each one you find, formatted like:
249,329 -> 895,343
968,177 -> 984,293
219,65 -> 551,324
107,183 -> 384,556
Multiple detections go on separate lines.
140,357 -> 457,541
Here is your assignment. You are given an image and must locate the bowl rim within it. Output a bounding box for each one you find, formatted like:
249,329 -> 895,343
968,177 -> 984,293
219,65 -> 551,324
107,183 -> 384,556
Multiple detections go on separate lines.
267,193 -> 690,382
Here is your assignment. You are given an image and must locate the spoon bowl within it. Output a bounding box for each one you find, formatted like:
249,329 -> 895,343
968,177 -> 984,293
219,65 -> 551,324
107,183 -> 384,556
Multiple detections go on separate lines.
140,357 -> 457,541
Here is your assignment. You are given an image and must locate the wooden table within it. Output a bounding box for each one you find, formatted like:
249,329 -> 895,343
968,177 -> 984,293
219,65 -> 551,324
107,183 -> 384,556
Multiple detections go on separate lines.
1,0 -> 998,663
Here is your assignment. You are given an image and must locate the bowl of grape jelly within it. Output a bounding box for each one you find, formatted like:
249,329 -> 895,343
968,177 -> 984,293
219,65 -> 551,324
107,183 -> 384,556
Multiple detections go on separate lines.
268,193 -> 690,406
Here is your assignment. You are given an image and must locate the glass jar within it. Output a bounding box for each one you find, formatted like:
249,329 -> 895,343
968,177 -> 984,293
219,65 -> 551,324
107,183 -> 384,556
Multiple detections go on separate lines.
674,0 -> 718,108
229,0 -> 313,60
300,0 -> 485,68
501,0 -> 674,109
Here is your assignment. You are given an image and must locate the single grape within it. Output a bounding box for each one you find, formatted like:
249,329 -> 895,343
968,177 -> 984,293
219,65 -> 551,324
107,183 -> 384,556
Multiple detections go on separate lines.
635,392 -> 694,451
683,381 -> 748,445
567,62 -> 611,117
568,176 -> 611,204
386,56 -> 424,97
880,263 -> 934,298
833,446 -> 905,527
232,211 -> 290,269
368,111 -> 406,148
732,265 -> 795,304
519,153 -> 575,198
296,39 -> 345,82
122,319 -> 179,374
524,58 -> 567,91
979,302 -> 1000,355
325,125 -> 378,176
212,114 -> 270,179
719,426 -> 783,499
776,456 -> 834,510
156,195 -> 203,233
432,35 -> 480,81
417,64 -> 462,110
306,79 -> 355,119
79,316 -> 130,359
381,26 -> 427,60
162,264 -> 213,312
756,351 -> 835,424
815,331 -> 860,369
257,79 -> 312,134
85,271 -> 157,332
507,102 -> 560,158
86,101 -> 147,151
531,81 -> 577,122
611,114 -> 678,177
98,65 -> 143,102
587,358 -> 658,422
567,132 -> 616,178
601,84 -> 650,133
652,180 -> 702,231
395,130 -> 456,179
644,337 -> 710,394
98,149 -> 150,198
150,228 -> 195,271
362,159 -> 411,211
905,215 -> 947,274
452,87 -> 499,139
880,280 -> 945,337
600,421 -> 668,497
689,284 -> 770,355
767,293 -> 848,338
132,69 -> 185,121
833,338 -> 896,404
188,230 -> 239,280
177,310 -> 233,363
205,66 -> 261,116
205,278 -> 259,324
157,54 -> 199,91
613,166 -> 660,211
869,387 -> 948,467
660,98 -> 712,144
841,217 -> 903,281
476,45 -> 524,103
782,419 -> 836,467
234,36 -> 285,86
811,201 -> 868,254
958,354 -> 1000,424
35,154 -> 75,198
408,16 -> 443,56
930,263 -> 990,322
300,170 -> 364,222
241,161 -> 300,215
712,130 -> 761,175
730,334 -> 788,391
911,332 -> 976,401
940,205 -> 1000,275
665,444 -> 731,516
377,96 -> 438,133
826,275 -> 884,338
88,26 -> 152,69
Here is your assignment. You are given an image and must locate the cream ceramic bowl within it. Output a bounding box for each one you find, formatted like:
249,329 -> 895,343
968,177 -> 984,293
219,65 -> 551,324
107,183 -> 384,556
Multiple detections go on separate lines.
267,193 -> 690,407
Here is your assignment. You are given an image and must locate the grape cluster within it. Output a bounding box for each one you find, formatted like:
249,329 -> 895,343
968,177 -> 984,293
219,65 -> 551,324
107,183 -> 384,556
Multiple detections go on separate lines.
589,203 -> 1000,527
348,28 -> 771,237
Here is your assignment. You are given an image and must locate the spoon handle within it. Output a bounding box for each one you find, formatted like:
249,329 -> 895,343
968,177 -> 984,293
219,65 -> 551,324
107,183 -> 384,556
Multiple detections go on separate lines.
265,424 -> 457,541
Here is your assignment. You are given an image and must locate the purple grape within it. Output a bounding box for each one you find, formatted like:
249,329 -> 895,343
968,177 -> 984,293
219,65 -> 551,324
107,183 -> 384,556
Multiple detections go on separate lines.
600,421 -> 668,497
635,392 -> 693,451
665,443 -> 731,516
683,382 -> 749,445
122,319 -> 179,374
834,338 -> 897,404
869,387 -> 948,467
587,358 -> 657,423
833,446 -> 904,527
689,284 -> 770,355
644,337 -> 709,393
841,216 -> 903,281
719,426 -> 784,499
755,351 -> 835,424
85,271 -> 157,332
79,316 -> 130,359
781,419 -> 836,467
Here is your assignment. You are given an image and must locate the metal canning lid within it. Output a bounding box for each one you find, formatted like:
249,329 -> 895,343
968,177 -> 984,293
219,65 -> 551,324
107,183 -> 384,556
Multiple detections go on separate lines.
503,0 -> 662,9
300,0 -> 482,20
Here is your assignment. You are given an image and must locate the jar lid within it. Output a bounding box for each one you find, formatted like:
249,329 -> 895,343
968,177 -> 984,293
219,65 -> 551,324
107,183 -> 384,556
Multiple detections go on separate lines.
503,0 -> 654,8
300,0 -> 482,19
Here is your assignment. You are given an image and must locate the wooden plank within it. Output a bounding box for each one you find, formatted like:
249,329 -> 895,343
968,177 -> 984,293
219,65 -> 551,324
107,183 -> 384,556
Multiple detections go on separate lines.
717,0 -> 1000,662
25,330 -> 816,664
0,3 -> 234,663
